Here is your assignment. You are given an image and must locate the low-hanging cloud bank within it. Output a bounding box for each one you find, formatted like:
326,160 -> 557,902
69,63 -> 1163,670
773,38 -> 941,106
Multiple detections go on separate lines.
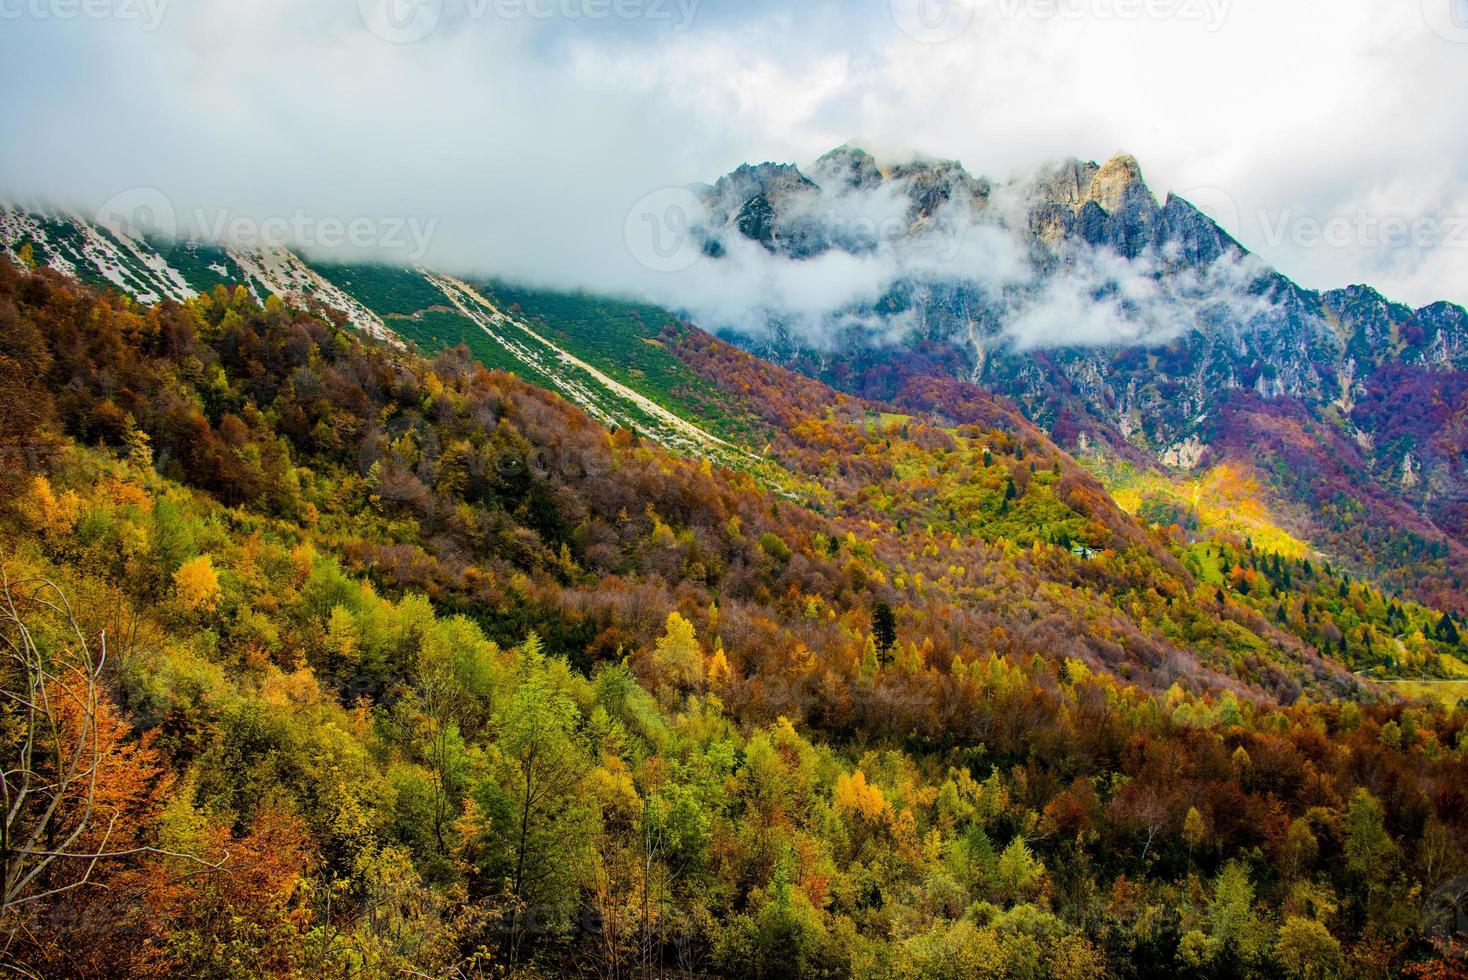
623,159 -> 1280,352
1,0 -> 1463,330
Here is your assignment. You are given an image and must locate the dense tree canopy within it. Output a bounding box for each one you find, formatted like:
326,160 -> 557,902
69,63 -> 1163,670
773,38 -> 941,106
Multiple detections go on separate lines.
0,259 -> 1464,977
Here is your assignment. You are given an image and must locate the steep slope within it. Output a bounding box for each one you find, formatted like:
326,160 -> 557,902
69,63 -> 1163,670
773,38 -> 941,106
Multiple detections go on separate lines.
4,259 -> 1465,977
0,208 -> 748,466
5,195 -> 1463,651
422,270 -> 742,461
1,205 -> 197,303
18,255 -> 1465,702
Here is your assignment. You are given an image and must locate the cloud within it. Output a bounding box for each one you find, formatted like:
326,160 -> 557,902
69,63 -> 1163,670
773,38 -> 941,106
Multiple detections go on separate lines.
0,0 -> 1462,316
625,159 -> 1281,352
623,165 -> 1025,346
1000,241 -> 1278,349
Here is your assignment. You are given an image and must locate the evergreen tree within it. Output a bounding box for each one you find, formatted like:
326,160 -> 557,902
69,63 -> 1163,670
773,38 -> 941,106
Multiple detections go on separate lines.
871,601 -> 898,665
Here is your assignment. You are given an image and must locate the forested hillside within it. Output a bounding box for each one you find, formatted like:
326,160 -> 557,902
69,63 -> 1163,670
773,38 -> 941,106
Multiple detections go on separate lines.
8,200 -> 1465,621
2,258 -> 1465,978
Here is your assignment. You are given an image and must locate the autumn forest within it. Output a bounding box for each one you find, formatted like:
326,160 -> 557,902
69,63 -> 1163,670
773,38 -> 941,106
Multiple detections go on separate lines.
1,257 -> 1466,979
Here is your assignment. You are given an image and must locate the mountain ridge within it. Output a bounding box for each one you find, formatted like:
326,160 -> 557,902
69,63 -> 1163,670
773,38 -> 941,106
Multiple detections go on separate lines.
679,147 -> 1468,612
5,156 -> 1467,613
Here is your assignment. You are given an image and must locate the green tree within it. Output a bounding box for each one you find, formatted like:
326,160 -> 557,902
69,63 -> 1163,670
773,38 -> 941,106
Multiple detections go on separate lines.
997,836 -> 1043,902
409,652 -> 474,858
1284,817 -> 1319,880
1217,691 -> 1244,728
1209,860 -> 1263,959
1276,916 -> 1343,979
475,634 -> 593,951
1183,806 -> 1208,860
1343,787 -> 1394,903
325,605 -> 360,668
858,634 -> 879,680
746,849 -> 829,977
150,498 -> 197,586
757,531 -> 791,564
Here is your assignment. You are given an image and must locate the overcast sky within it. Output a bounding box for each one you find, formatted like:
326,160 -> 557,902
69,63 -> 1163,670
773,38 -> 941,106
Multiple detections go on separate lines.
2,0 -> 1465,308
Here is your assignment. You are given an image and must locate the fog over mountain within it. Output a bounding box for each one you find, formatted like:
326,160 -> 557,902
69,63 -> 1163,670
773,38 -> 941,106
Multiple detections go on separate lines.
2,0 -> 1466,310
635,148 -> 1282,351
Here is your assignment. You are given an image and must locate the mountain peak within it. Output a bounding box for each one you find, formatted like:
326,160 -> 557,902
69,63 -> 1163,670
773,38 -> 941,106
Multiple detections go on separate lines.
1084,153 -> 1151,215
809,144 -> 883,193
1029,158 -> 1104,207
705,162 -> 820,225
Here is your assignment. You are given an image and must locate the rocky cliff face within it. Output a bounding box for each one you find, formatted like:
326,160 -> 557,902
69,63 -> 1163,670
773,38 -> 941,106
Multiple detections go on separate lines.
689,147 -> 1468,597
693,146 -> 1465,448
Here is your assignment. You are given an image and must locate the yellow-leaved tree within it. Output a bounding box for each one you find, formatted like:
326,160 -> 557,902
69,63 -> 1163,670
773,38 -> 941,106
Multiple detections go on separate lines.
652,611 -> 703,691
23,475 -> 80,538
173,555 -> 222,613
834,770 -> 891,826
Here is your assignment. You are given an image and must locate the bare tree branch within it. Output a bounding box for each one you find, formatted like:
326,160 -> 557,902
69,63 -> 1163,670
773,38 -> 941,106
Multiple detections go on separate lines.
0,567 -> 223,925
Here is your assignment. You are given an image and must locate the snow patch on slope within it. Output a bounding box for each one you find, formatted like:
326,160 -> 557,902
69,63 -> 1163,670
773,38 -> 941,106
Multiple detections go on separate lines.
0,206 -> 77,277
0,204 -> 194,303
423,270 -> 738,459
225,246 -> 395,343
